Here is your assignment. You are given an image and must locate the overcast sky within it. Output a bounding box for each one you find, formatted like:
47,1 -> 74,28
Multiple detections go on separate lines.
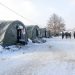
0,0 -> 75,29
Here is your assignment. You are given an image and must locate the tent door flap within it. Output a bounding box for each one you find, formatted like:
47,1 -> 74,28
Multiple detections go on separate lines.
17,29 -> 25,44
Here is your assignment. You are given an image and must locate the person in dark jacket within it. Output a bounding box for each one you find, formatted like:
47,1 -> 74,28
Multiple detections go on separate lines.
62,32 -> 64,39
65,32 -> 68,39
69,32 -> 71,39
74,32 -> 75,39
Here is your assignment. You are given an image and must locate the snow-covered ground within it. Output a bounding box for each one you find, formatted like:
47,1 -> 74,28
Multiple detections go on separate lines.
0,37 -> 75,75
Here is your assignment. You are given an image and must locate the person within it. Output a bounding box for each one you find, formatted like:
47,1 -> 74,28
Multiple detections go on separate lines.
65,32 -> 68,39
62,32 -> 64,39
74,32 -> 75,39
69,32 -> 71,39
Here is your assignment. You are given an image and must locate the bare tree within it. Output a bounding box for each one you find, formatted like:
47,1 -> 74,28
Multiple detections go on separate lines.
47,14 -> 65,36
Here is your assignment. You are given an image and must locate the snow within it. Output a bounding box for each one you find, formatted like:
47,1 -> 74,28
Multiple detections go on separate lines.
0,37 -> 75,75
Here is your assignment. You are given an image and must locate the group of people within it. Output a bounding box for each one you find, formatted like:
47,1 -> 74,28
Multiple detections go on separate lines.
61,32 -> 75,39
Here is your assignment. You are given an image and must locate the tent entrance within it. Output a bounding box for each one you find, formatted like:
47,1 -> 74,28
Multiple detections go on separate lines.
45,30 -> 46,37
36,29 -> 39,37
17,29 -> 21,43
17,26 -> 25,45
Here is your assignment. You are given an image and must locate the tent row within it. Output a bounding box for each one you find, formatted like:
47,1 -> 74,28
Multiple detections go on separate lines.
0,20 -> 51,46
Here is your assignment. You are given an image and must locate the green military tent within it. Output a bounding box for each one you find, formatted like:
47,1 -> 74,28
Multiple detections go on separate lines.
27,26 -> 47,43
40,28 -> 46,38
26,25 -> 40,40
0,20 -> 28,46
40,28 -> 51,38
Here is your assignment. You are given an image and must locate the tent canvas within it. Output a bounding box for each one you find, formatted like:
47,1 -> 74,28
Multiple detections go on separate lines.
0,20 -> 28,46
26,25 -> 40,40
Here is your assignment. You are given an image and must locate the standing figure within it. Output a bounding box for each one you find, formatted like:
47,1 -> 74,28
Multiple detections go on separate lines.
74,32 -> 75,39
65,32 -> 68,39
62,32 -> 64,39
69,32 -> 71,39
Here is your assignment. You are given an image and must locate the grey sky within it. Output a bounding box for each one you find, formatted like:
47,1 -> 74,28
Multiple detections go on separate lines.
0,0 -> 75,29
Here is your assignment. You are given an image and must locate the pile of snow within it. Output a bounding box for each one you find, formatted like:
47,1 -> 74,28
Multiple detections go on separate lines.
32,38 -> 46,43
0,45 -> 3,52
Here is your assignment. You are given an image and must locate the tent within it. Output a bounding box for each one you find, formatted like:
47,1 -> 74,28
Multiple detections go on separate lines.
26,25 -> 40,40
0,20 -> 28,46
40,28 -> 46,38
46,30 -> 51,38
40,28 -> 51,38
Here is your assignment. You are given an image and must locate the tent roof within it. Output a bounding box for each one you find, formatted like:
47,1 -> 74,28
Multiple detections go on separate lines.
0,20 -> 25,30
26,25 -> 39,30
0,21 -> 13,30
0,20 -> 25,36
